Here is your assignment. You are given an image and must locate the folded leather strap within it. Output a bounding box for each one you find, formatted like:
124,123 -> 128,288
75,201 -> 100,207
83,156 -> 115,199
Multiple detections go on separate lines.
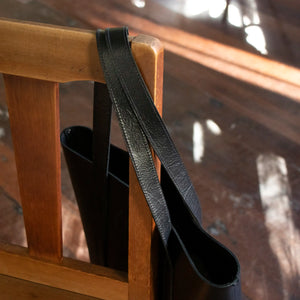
97,29 -> 172,245
102,27 -> 202,225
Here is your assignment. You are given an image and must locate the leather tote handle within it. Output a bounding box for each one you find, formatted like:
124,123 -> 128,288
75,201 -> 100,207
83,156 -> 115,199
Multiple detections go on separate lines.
92,82 -> 112,186
97,27 -> 203,233
100,28 -> 202,225
92,82 -> 112,263
97,27 -> 201,244
97,28 -> 172,244
96,28 -> 242,300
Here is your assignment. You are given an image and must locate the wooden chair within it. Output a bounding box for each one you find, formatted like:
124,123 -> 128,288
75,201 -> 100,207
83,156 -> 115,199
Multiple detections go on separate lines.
0,18 -> 163,300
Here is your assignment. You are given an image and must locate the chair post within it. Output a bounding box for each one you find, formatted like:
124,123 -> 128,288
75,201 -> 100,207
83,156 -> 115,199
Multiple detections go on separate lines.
3,74 -> 62,263
128,35 -> 164,300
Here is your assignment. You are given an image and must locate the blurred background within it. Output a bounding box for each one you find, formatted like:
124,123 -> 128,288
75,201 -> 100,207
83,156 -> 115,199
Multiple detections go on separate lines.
0,1 -> 300,299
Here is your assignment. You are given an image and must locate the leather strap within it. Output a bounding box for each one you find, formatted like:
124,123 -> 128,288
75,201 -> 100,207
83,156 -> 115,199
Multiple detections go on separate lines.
92,82 -> 112,183
92,82 -> 112,264
97,29 -> 172,245
102,28 -> 202,224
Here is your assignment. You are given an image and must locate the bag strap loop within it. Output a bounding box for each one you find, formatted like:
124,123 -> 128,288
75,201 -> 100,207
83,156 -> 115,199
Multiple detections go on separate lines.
101,27 -> 202,224
97,28 -> 172,245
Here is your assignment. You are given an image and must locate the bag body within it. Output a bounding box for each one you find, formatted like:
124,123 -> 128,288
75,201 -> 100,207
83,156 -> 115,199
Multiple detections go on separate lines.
161,167 -> 241,299
61,126 -> 129,270
61,81 -> 129,271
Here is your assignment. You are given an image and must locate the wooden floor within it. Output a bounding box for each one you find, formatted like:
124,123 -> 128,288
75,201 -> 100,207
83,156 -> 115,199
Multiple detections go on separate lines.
0,0 -> 300,299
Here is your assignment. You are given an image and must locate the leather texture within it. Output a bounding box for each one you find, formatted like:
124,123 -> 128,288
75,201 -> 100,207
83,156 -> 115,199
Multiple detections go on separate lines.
96,27 -> 241,299
97,29 -> 172,244
103,28 -> 202,225
60,27 -> 242,299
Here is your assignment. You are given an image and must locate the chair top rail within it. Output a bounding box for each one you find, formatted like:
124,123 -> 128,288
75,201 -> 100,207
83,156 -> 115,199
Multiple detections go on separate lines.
0,18 -> 163,83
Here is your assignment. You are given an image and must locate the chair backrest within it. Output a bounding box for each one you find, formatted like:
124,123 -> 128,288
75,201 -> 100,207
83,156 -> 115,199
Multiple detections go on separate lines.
0,18 -> 163,300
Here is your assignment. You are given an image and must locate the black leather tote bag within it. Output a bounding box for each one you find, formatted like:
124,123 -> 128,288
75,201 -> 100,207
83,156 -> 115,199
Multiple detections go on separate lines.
96,27 -> 241,300
61,27 -> 241,299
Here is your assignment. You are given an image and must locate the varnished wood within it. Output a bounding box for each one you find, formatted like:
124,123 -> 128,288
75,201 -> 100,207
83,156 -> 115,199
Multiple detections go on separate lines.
3,75 -> 62,262
0,141 -> 88,261
0,17 -> 165,299
0,18 -> 163,85
0,18 -> 102,83
0,243 -> 128,300
128,35 -> 163,300
0,275 -> 99,300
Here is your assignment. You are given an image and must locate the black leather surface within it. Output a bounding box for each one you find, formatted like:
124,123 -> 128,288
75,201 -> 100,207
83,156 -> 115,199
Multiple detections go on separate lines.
60,26 -> 241,299
104,28 -> 202,225
61,127 -> 129,271
96,27 -> 241,299
97,29 -> 172,244
60,81 -> 129,271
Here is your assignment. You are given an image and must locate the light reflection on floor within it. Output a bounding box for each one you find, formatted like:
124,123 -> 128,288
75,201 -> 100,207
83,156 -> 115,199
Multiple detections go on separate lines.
257,153 -> 300,300
155,0 -> 268,55
192,119 -> 222,163
193,121 -> 204,163
206,119 -> 222,136
131,0 -> 146,9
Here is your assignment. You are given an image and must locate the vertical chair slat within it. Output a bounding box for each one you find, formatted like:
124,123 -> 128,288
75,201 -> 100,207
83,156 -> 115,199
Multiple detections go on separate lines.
3,74 -> 62,263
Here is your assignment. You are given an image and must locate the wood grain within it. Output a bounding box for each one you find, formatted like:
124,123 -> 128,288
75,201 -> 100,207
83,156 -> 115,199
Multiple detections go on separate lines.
0,17 -> 165,299
0,275 -> 99,300
0,141 -> 89,262
0,243 -> 128,300
0,18 -> 163,85
0,18 -> 103,83
128,36 -> 164,300
3,75 -> 62,262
